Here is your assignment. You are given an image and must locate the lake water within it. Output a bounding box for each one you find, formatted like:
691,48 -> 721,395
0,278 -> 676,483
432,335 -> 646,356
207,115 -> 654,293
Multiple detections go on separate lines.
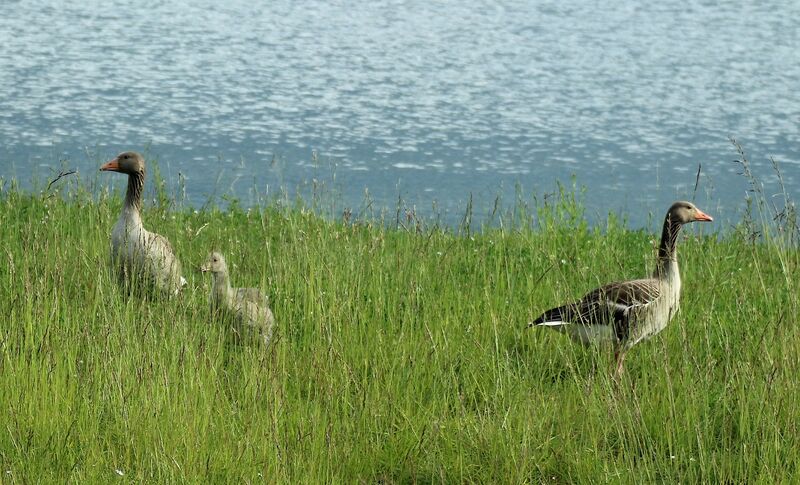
1,0 -> 798,228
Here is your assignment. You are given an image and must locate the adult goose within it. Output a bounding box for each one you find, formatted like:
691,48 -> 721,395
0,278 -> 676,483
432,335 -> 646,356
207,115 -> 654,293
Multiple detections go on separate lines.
529,201 -> 713,376
201,251 -> 276,346
100,152 -> 185,296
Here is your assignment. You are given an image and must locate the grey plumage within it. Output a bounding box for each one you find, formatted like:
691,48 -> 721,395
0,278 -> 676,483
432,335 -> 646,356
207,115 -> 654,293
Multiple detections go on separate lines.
530,201 -> 713,376
533,279 -> 662,343
101,152 -> 185,296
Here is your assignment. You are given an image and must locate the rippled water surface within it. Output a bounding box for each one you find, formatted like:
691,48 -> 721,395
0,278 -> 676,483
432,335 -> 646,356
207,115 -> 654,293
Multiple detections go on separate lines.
1,0 -> 798,226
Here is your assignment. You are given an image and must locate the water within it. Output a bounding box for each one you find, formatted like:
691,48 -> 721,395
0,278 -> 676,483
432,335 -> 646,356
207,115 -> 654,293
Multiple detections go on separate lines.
1,0 -> 798,228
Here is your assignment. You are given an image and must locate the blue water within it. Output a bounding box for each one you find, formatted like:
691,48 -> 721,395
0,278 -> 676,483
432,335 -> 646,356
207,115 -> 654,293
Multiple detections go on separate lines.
1,0 -> 798,227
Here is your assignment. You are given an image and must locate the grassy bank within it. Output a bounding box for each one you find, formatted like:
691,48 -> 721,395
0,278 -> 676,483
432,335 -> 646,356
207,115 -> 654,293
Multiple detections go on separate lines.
0,173 -> 798,483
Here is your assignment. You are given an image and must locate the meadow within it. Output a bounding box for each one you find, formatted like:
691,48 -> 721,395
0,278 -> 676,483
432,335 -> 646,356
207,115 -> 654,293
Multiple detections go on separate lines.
0,159 -> 798,483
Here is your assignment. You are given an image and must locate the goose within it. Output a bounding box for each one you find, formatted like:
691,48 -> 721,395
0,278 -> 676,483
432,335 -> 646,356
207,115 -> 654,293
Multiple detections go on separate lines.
200,251 -> 276,346
529,201 -> 713,376
100,152 -> 185,295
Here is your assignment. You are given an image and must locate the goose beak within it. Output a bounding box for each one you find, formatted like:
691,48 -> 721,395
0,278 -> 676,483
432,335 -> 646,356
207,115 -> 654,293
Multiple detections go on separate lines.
100,157 -> 120,172
694,208 -> 713,222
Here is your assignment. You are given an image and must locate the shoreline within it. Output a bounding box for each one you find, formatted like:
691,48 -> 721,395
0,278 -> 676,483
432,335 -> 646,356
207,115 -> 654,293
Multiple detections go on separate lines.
0,181 -> 797,482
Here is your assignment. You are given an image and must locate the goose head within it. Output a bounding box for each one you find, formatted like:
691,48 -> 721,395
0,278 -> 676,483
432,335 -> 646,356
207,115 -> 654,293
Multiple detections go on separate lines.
200,251 -> 229,275
666,201 -> 713,225
100,151 -> 145,175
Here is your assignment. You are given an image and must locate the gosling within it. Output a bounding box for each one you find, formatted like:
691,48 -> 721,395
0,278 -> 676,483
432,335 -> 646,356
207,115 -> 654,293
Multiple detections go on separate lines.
200,251 -> 275,346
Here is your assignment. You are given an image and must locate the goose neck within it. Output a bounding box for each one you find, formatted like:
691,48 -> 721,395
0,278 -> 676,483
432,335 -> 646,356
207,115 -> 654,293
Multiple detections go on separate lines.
656,215 -> 683,276
212,272 -> 233,302
124,171 -> 145,213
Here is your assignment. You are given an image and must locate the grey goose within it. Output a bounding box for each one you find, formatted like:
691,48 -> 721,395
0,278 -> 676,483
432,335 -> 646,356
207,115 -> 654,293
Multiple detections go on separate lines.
101,152 -> 186,296
529,201 -> 713,376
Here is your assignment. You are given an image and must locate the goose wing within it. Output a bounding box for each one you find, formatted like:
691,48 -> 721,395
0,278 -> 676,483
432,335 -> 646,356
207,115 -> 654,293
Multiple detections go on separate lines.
233,289 -> 273,325
232,289 -> 276,345
142,230 -> 184,291
531,278 -> 661,341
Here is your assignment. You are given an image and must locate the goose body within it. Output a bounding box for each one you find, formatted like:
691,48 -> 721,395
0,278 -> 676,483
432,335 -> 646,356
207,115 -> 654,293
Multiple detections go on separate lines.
101,152 -> 185,295
201,252 -> 275,346
530,201 -> 712,375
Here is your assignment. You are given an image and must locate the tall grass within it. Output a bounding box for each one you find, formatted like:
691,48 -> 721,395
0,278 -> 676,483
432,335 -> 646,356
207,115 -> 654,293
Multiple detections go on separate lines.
0,151 -> 798,482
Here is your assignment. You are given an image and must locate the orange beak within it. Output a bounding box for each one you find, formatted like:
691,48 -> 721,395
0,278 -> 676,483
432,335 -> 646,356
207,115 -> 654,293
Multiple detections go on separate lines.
100,157 -> 120,172
694,208 -> 713,222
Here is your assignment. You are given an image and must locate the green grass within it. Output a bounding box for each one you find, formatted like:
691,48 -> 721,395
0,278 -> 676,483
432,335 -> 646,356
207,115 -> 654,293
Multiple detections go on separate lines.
0,169 -> 798,483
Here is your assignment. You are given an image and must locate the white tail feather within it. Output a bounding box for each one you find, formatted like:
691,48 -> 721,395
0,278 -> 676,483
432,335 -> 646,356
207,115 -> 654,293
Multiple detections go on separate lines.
533,320 -> 570,327
173,276 -> 188,295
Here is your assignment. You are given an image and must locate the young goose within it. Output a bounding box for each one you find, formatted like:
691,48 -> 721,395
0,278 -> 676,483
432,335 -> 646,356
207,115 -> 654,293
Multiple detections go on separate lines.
100,152 -> 185,296
201,251 -> 275,346
529,201 -> 713,376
